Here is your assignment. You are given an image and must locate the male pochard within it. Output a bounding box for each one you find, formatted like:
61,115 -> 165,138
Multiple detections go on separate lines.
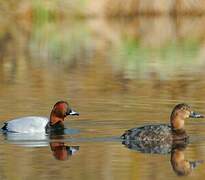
121,103 -> 204,142
2,101 -> 79,133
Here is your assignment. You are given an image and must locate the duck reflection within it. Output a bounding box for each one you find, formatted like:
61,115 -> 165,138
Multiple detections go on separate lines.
122,139 -> 203,176
3,129 -> 80,161
171,143 -> 203,176
49,133 -> 79,161
50,141 -> 79,161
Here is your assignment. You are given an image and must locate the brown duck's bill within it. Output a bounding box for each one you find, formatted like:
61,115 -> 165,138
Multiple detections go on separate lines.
190,160 -> 204,170
189,111 -> 205,118
66,109 -> 79,116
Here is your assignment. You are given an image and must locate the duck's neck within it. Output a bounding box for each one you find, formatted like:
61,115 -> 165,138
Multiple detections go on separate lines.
171,117 -> 185,131
50,112 -> 65,126
170,117 -> 188,140
171,129 -> 188,141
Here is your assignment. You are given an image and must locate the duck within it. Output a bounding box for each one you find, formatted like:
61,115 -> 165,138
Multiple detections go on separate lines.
121,103 -> 204,143
2,101 -> 79,133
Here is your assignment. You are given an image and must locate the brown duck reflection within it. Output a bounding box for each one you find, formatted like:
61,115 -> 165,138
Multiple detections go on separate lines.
50,141 -> 79,161
49,132 -> 80,161
171,143 -> 203,176
122,140 -> 203,176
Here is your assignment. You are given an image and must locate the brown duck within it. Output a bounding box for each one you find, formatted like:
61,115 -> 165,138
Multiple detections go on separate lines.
121,103 -> 204,143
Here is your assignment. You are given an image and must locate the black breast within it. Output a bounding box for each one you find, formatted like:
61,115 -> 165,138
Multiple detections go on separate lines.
46,122 -> 65,135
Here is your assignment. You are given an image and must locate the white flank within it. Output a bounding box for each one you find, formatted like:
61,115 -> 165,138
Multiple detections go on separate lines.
5,116 -> 49,133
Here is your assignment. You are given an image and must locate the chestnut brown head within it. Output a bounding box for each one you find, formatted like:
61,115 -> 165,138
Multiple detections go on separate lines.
50,101 -> 79,125
170,103 -> 204,130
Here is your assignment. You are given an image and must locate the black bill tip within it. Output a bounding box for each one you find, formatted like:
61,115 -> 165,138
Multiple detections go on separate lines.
66,109 -> 79,116
189,111 -> 204,118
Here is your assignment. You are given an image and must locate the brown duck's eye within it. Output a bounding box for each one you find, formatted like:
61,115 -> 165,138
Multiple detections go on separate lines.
182,107 -> 190,111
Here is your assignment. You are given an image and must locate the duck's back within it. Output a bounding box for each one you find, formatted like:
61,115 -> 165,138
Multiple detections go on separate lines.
2,116 -> 49,133
121,124 -> 172,142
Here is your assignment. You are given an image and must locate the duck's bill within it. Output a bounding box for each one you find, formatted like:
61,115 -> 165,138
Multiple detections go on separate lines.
189,111 -> 204,118
67,146 -> 80,155
67,109 -> 79,116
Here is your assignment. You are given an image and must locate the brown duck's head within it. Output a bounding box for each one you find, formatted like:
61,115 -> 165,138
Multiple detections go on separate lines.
170,103 -> 204,131
50,101 -> 79,125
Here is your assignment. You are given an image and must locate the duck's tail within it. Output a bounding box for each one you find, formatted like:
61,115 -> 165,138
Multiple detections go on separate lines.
1,123 -> 8,132
121,130 -> 131,140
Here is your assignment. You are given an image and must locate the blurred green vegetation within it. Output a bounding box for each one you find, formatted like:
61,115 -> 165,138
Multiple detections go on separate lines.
32,1 -> 58,24
0,1 -> 205,81
30,21 -> 92,63
110,37 -> 201,79
1,0 -> 205,21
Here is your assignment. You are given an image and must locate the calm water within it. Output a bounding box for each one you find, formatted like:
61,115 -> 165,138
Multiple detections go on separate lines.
1,16 -> 205,180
